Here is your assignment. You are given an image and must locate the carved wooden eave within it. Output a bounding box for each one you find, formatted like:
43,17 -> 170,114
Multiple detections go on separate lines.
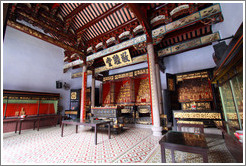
4,3 -> 224,74
157,32 -> 221,57
85,17 -> 138,47
83,3 -> 218,54
17,11 -> 76,44
72,31 -> 221,78
86,4 -> 223,62
127,3 -> 152,42
7,20 -> 85,58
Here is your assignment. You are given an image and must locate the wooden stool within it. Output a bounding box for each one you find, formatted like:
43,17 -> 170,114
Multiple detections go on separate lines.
177,120 -> 204,134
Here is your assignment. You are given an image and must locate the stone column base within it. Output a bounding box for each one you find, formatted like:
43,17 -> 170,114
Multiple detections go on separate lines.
151,126 -> 163,136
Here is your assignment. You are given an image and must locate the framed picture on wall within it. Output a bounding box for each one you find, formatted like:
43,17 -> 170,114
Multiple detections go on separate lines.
166,73 -> 176,91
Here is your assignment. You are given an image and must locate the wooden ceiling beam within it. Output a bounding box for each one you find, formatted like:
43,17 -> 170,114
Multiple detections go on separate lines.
127,3 -> 152,42
76,3 -> 126,34
65,3 -> 91,19
17,11 -> 76,43
7,20 -> 85,58
86,17 -> 138,45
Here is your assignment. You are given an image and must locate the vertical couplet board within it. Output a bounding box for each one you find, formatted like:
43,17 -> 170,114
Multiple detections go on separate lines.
147,53 -> 154,125
102,82 -> 111,105
110,82 -> 115,104
130,78 -> 135,103
81,72 -> 87,120
86,88 -> 91,106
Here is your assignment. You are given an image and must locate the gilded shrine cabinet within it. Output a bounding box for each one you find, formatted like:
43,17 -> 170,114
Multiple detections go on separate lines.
167,69 -> 222,130
211,23 -> 243,163
101,68 -> 153,126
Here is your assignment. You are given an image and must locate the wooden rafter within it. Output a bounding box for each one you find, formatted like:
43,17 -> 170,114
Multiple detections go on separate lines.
86,17 -> 138,45
65,3 -> 91,19
64,3 -> 91,32
76,3 -> 126,34
7,20 -> 85,58
127,3 -> 152,42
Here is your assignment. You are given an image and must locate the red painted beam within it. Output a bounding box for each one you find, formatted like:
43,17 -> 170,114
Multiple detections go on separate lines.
76,3 -> 126,34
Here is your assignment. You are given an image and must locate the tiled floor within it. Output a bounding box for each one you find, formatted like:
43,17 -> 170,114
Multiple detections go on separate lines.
2,125 -> 236,164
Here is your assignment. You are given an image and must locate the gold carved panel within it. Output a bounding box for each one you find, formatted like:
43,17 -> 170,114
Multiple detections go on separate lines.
174,112 -> 221,119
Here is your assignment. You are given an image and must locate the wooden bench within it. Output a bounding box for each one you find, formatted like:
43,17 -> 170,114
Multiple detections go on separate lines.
3,118 -> 19,133
4,114 -> 60,134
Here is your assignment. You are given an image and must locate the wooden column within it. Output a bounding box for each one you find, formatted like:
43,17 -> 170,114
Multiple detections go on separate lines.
147,43 -> 162,136
91,70 -> 96,107
80,64 -> 87,120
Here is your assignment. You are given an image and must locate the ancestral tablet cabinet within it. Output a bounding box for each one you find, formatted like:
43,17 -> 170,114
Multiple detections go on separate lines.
166,69 -> 221,127
102,68 -> 152,125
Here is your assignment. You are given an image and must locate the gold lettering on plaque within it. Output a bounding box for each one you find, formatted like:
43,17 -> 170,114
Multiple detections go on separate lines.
103,49 -> 132,69
71,92 -> 77,100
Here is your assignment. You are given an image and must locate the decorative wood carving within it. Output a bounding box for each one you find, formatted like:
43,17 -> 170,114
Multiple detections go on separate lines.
7,20 -> 85,57
127,3 -> 152,42
87,4 -> 223,61
86,18 -> 138,47
158,32 -> 221,57
16,11 -> 75,44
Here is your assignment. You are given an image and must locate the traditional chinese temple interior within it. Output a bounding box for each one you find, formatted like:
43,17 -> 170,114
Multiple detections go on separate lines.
2,2 -> 244,164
